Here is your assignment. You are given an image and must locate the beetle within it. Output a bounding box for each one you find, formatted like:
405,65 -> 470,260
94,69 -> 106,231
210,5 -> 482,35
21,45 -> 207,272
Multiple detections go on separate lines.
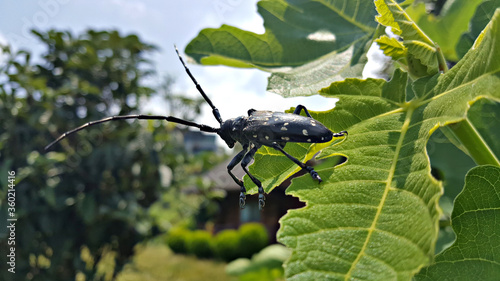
45,46 -> 348,210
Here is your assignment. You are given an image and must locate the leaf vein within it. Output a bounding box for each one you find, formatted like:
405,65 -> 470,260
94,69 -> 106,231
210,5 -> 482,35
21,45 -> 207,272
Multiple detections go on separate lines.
344,105 -> 415,280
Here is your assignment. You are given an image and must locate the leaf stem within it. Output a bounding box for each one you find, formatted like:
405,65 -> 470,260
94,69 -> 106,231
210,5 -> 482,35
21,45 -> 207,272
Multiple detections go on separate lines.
448,119 -> 500,166
436,45 -> 449,73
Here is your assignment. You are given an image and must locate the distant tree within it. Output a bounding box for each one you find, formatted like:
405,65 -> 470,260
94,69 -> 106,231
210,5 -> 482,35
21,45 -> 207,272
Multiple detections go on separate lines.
0,29 -> 223,281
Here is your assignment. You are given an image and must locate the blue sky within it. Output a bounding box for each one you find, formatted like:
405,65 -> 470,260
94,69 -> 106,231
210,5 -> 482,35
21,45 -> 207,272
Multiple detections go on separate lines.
0,0 -> 337,133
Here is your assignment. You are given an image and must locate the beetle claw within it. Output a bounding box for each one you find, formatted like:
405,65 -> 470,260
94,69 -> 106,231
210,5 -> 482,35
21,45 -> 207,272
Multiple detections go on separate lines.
239,192 -> 246,208
333,130 -> 348,137
306,167 -> 322,183
258,194 -> 266,210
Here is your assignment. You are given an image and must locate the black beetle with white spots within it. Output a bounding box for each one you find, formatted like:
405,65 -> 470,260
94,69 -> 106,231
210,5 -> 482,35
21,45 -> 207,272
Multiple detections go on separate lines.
45,46 -> 348,210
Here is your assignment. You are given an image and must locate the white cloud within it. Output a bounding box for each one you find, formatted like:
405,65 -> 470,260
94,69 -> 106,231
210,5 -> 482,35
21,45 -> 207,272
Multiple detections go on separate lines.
206,0 -> 264,34
109,0 -> 148,19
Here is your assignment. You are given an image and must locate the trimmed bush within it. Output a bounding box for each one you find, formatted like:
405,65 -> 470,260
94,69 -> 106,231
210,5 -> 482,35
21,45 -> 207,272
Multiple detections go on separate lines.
165,228 -> 191,254
212,229 -> 241,262
186,230 -> 214,259
238,223 -> 269,258
165,223 -> 269,261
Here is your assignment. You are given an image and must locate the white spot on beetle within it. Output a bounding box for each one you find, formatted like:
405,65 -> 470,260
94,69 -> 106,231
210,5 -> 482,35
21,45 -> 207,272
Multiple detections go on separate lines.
281,127 -> 287,131
265,136 -> 269,140
321,137 -> 325,140
284,122 -> 289,126
302,129 -> 309,136
307,139 -> 311,142
253,135 -> 258,138
311,120 -> 317,126
281,137 -> 290,141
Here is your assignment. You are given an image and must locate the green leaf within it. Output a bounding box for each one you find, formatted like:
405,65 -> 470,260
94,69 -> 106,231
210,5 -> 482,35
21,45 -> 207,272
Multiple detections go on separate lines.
278,71 -> 438,280
405,0 -> 484,62
375,35 -> 407,60
375,0 -> 441,77
468,99 -> 500,158
426,129 -> 476,253
415,165 -> 500,280
266,46 -> 365,97
456,0 -> 500,59
429,99 -> 500,219
426,130 -> 476,214
447,119 -> 500,166
186,0 -> 378,96
269,8 -> 500,280
186,0 -> 377,68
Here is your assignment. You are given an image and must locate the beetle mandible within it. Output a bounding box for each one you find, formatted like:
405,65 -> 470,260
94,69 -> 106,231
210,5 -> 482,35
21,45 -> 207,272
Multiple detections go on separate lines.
45,46 -> 348,210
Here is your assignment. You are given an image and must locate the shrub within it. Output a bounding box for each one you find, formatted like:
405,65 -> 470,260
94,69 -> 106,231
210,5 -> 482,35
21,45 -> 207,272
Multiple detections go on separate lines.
165,228 -> 191,254
238,223 -> 269,258
212,229 -> 241,262
226,244 -> 290,280
186,230 -> 214,259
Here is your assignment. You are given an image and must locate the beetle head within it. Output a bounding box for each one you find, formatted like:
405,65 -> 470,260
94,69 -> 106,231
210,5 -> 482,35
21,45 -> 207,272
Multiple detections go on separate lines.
218,119 -> 236,148
218,116 -> 248,148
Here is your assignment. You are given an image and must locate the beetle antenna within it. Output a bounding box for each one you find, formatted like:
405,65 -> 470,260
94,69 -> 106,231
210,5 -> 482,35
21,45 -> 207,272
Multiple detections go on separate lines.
45,114 -> 219,151
174,45 -> 223,125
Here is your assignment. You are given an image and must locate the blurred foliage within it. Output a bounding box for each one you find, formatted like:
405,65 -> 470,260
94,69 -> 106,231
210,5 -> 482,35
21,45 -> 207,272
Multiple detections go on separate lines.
237,223 -> 269,259
0,29 -> 226,280
165,227 -> 191,255
226,244 -> 290,281
165,223 -> 270,262
212,229 -> 241,262
116,242 -> 236,281
148,149 -> 227,233
186,230 -> 214,259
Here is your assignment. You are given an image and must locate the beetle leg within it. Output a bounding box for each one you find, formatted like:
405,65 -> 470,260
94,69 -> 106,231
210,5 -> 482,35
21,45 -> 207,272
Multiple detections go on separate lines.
241,144 -> 266,210
293,104 -> 313,118
227,145 -> 249,208
270,142 -> 323,183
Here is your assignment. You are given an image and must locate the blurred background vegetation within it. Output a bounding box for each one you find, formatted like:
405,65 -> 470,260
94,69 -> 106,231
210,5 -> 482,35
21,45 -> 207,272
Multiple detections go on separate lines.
0,29 -> 255,280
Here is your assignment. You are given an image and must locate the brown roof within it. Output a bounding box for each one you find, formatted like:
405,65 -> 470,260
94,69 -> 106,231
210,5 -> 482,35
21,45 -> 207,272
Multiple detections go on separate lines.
205,154 -> 247,191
